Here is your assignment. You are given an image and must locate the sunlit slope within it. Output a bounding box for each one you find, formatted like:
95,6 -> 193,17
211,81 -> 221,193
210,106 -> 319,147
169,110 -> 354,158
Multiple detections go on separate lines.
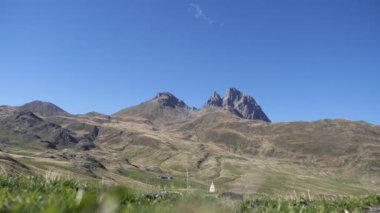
0,102 -> 379,195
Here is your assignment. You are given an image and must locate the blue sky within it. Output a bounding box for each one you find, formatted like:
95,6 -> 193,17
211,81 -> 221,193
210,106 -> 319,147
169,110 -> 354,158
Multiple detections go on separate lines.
1,0 -> 379,124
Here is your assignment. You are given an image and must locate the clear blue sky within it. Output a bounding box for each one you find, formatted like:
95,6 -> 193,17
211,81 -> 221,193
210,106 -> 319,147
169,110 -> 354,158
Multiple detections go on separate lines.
1,0 -> 379,124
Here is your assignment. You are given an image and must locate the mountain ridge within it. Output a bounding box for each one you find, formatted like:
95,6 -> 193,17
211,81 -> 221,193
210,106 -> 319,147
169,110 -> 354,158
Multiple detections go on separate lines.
0,90 -> 379,195
114,88 -> 271,123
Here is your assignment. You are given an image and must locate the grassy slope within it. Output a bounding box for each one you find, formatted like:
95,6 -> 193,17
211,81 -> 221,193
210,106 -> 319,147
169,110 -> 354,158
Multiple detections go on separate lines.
0,107 -> 379,196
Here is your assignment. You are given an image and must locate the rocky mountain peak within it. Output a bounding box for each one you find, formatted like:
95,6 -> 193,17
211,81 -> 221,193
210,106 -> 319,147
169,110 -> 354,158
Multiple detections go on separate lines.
223,88 -> 270,122
153,92 -> 188,108
18,100 -> 69,117
223,88 -> 244,107
205,91 -> 223,107
204,88 -> 271,122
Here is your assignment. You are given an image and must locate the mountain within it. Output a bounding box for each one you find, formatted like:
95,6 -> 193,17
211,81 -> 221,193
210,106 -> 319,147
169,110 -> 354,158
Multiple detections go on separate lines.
0,89 -> 379,195
18,100 -> 70,117
205,91 -> 223,107
205,88 -> 271,122
115,88 -> 270,123
0,110 -> 95,151
113,92 -> 191,124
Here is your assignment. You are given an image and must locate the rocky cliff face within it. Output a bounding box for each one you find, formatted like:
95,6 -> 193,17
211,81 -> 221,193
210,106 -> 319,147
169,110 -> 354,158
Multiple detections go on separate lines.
154,92 -> 188,108
205,88 -> 270,122
205,91 -> 223,107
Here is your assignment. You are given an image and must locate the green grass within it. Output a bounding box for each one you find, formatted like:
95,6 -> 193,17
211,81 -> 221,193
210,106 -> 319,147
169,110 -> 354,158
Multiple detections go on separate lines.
240,194 -> 380,213
0,175 -> 379,213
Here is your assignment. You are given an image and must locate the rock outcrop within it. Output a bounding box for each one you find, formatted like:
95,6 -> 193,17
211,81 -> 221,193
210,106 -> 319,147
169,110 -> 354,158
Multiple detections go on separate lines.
154,92 -> 188,108
205,88 -> 270,122
205,91 -> 223,107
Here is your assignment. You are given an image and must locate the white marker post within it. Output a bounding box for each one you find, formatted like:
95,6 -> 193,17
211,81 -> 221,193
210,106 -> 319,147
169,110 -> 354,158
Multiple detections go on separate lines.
209,181 -> 216,193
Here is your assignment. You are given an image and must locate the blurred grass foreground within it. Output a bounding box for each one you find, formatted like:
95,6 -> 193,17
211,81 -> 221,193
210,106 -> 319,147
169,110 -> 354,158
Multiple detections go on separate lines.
0,175 -> 379,213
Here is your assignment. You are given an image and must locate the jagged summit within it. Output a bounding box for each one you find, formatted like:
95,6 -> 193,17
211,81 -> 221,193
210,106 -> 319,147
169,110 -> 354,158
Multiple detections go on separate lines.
18,100 -> 70,117
205,91 -> 223,107
223,88 -> 243,107
204,88 -> 271,122
223,88 -> 270,122
153,92 -> 188,108
114,88 -> 269,122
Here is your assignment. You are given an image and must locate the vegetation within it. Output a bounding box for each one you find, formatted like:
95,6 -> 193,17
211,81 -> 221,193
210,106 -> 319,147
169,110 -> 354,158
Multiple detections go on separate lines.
1,102 -> 380,196
0,175 -> 379,213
